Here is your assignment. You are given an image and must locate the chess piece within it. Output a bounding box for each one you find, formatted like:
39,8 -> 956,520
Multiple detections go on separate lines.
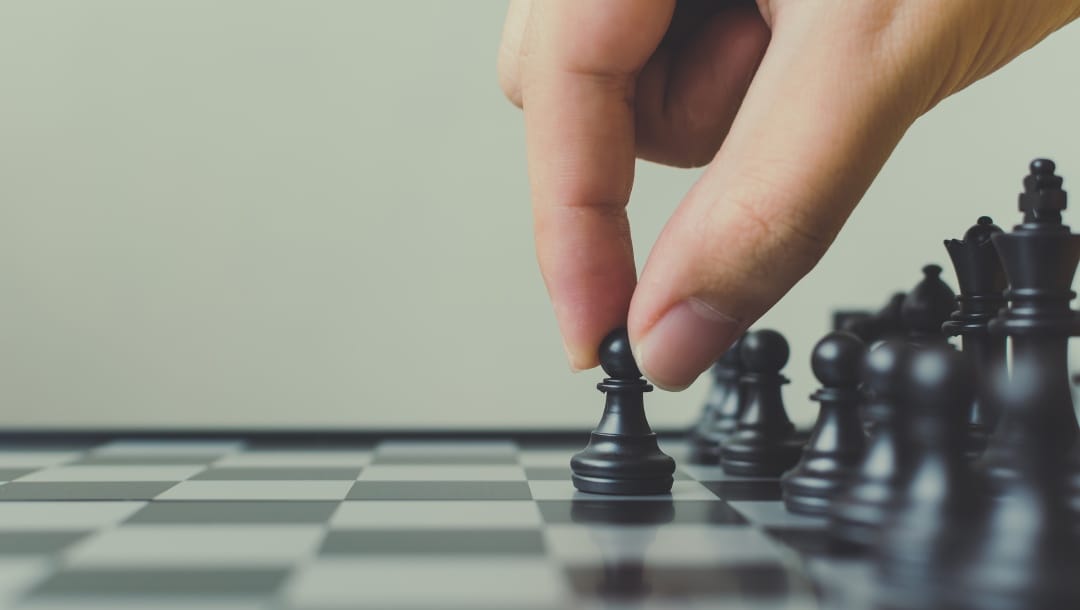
571,327 -> 676,495
841,292 -> 906,343
948,355 -> 1080,609
875,344 -> 980,610
983,159 -> 1080,481
943,216 -> 1008,459
900,264 -> 956,346
781,331 -> 867,516
720,330 -> 802,477
688,335 -> 746,464
829,340 -> 912,549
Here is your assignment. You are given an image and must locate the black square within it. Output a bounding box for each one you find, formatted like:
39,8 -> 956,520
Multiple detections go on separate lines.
537,500 -> 746,526
346,481 -> 532,501
0,531 -> 90,555
125,501 -> 339,524
526,467 -> 691,481
0,482 -> 176,501
320,529 -> 545,555
765,527 -> 850,558
192,467 -> 362,481
74,454 -> 221,466
31,568 -> 289,597
565,563 -> 804,599
372,453 -> 518,465
0,468 -> 34,481
703,480 -> 782,501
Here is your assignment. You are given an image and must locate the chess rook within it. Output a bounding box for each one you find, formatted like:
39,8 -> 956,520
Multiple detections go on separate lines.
943,216 -> 1008,458
571,328 -> 676,495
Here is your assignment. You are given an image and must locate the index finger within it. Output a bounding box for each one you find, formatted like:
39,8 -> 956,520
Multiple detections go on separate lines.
521,0 -> 675,370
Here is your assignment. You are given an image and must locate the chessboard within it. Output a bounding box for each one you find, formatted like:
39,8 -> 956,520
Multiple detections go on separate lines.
0,432 -> 875,610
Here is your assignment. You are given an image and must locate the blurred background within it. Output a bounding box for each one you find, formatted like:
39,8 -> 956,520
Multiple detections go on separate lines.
1,1 -> 1079,430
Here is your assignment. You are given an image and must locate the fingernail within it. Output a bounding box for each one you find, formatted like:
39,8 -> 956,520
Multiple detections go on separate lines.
635,298 -> 740,391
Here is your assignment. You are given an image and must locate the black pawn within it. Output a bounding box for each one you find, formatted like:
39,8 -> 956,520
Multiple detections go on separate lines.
949,355 -> 1080,609
943,216 -> 1008,459
828,340 -> 912,549
720,330 -> 802,477
875,344 -> 979,610
781,331 -> 868,516
688,335 -> 746,464
900,264 -> 956,346
571,328 -> 675,495
841,291 -> 906,344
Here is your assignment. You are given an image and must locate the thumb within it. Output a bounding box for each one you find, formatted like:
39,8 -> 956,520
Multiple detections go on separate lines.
628,6 -> 927,391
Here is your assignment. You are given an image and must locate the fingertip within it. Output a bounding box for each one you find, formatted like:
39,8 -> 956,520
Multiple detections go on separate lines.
633,298 -> 741,391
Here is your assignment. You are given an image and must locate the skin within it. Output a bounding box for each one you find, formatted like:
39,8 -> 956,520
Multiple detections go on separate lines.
498,0 -> 1080,391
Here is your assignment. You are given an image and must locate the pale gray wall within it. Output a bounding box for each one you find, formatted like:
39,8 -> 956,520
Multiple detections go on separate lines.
1,2 -> 1078,429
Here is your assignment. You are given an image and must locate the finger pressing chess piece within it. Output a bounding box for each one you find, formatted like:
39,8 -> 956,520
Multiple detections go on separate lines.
570,328 -> 676,495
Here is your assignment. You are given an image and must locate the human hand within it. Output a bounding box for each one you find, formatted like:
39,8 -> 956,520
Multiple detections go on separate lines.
498,0 -> 1080,390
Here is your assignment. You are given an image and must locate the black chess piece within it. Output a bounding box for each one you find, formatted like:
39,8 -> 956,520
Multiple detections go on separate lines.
983,159 -> 1080,482
571,328 -> 676,495
900,264 -> 956,345
875,344 -> 980,610
828,340 -> 912,550
688,335 -> 746,464
948,355 -> 1080,610
943,216 -> 1008,459
720,329 -> 802,477
841,292 -> 906,343
781,331 -> 867,516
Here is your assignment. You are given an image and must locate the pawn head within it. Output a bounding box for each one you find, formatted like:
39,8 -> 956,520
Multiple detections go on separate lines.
811,331 -> 866,388
740,329 -> 789,374
900,264 -> 957,335
862,339 -> 911,399
906,344 -> 974,419
598,327 -> 641,379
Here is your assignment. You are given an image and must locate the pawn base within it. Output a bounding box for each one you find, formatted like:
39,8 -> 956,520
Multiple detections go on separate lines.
571,432 -> 675,496
721,436 -> 802,477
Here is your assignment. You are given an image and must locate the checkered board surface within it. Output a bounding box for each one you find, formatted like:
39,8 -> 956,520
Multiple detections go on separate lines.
0,435 -> 875,609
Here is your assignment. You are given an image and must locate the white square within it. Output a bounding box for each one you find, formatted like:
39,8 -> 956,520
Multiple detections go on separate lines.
155,480 -> 352,501
517,449 -> 574,467
375,440 -> 517,457
92,439 -> 245,455
358,465 -> 525,481
64,525 -> 325,567
331,501 -> 541,529
528,480 -> 719,501
17,465 -> 205,482
214,451 -> 372,468
286,558 -> 568,608
0,502 -> 145,530
0,451 -> 80,468
0,558 -> 49,603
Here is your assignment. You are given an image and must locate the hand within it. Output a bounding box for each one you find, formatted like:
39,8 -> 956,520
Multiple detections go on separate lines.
498,0 -> 1080,390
